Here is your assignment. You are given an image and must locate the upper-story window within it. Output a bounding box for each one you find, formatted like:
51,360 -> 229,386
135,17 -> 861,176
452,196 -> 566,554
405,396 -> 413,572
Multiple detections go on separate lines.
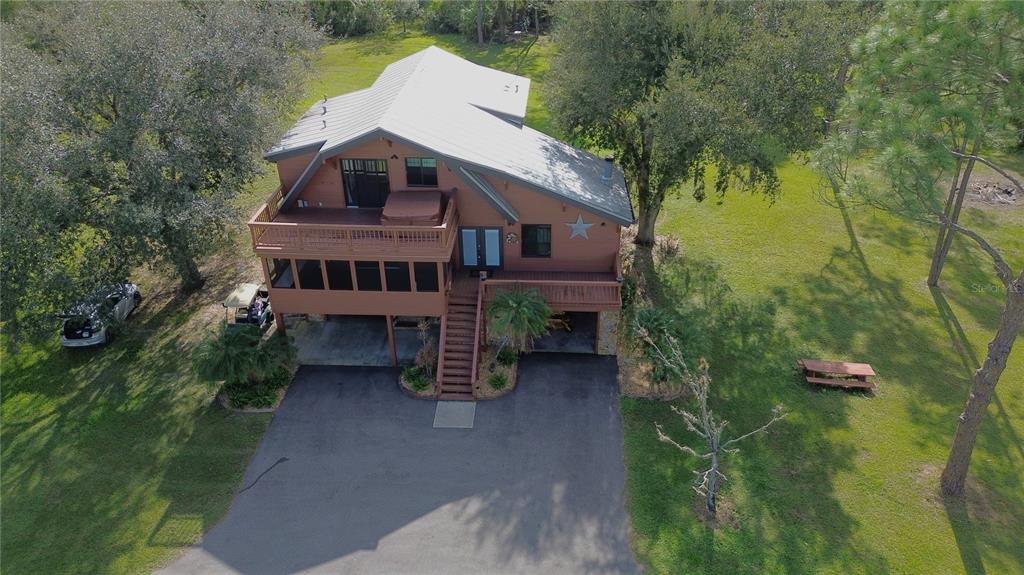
405,158 -> 438,187
521,224 -> 552,258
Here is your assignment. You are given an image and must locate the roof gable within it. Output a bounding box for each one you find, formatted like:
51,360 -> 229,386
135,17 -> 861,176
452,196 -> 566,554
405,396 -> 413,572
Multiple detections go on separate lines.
267,46 -> 634,226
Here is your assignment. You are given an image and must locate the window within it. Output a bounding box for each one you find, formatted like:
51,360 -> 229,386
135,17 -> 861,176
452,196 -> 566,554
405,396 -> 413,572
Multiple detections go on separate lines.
269,258 -> 295,288
296,260 -> 324,290
384,262 -> 411,292
342,159 -> 390,207
354,261 -> 382,291
405,158 -> 438,187
325,260 -> 353,290
414,262 -> 439,292
521,225 -> 552,258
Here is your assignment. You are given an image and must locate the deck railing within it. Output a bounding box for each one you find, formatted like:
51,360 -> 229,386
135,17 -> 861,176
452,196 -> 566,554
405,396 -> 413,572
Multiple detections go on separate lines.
470,276 -> 485,392
481,278 -> 622,309
248,192 -> 459,259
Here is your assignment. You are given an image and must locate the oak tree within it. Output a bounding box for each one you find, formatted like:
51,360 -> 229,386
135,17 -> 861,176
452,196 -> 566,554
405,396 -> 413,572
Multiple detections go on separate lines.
2,2 -> 320,342
546,1 -> 876,245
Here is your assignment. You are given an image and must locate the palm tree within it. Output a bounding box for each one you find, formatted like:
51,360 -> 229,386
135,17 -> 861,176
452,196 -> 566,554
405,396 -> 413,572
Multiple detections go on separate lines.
486,288 -> 551,354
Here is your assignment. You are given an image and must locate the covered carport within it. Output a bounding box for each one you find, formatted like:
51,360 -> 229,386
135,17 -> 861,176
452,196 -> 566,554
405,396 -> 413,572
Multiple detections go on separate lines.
532,311 -> 598,354
286,315 -> 438,367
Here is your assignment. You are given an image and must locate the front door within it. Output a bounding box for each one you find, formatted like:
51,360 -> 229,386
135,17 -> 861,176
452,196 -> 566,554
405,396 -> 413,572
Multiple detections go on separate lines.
460,227 -> 502,270
341,159 -> 390,208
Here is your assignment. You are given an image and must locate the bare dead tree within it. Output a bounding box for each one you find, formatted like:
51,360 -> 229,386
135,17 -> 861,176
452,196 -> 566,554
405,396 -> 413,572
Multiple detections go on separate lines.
636,321 -> 786,516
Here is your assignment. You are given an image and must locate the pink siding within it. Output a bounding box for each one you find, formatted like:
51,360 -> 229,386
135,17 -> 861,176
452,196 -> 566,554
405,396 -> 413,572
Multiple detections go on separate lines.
273,137 -> 621,274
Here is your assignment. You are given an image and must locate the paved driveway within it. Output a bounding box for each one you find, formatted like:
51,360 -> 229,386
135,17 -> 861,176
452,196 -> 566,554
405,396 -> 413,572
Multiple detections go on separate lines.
158,355 -> 640,575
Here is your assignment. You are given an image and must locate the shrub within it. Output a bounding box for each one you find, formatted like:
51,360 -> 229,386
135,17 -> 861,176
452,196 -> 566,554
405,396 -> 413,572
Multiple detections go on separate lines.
414,318 -> 437,377
221,380 -> 280,409
487,372 -> 507,390
486,288 -> 551,354
632,307 -> 684,385
423,0 -> 482,37
402,365 -> 432,393
309,0 -> 393,38
194,323 -> 297,408
496,347 -> 518,367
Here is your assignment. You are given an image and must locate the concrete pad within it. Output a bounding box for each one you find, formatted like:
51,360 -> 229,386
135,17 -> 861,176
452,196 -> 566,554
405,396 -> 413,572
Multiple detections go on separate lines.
432,401 -> 476,428
290,316 -> 437,366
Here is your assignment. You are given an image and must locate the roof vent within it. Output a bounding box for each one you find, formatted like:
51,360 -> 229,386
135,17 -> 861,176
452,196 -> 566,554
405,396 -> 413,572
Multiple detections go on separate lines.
602,155 -> 614,183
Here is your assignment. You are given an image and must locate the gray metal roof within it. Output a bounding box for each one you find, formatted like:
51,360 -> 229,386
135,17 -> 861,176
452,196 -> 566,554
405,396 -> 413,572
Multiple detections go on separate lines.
267,46 -> 634,226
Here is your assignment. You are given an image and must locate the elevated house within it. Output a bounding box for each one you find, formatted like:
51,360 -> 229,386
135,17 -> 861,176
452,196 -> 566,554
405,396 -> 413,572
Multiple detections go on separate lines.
250,46 -> 633,399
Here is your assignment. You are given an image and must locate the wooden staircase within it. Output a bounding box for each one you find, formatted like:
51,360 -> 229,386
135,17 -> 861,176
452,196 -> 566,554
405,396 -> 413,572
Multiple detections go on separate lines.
437,280 -> 480,401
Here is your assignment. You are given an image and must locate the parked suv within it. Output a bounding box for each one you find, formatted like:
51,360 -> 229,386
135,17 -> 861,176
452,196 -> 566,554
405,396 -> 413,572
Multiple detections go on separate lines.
59,283 -> 141,348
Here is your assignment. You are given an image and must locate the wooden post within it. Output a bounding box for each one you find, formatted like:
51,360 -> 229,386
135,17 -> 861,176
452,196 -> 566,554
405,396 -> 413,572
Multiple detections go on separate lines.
274,311 -> 287,335
291,259 -> 302,290
386,314 -> 398,367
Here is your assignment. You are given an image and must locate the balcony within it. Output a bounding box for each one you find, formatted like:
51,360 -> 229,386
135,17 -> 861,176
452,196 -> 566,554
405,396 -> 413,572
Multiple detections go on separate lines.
482,271 -> 622,311
248,187 -> 459,261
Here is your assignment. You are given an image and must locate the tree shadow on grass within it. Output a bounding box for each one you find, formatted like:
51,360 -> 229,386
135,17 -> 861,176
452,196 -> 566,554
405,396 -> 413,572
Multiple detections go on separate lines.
623,252 -> 890,574
0,260 -> 269,574
778,200 -> 1024,574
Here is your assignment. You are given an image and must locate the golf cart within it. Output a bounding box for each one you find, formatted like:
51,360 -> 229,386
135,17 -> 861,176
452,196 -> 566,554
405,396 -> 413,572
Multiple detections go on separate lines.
223,283 -> 273,329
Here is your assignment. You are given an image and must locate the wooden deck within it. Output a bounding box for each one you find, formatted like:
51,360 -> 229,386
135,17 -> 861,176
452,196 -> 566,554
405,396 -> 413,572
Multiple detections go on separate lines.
271,207 -> 385,226
483,270 -> 621,311
248,187 -> 458,261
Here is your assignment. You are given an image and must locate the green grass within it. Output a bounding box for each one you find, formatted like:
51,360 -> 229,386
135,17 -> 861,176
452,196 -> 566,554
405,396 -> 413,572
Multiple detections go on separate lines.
0,32 -> 554,575
624,159 -> 1024,574
1,285 -> 272,574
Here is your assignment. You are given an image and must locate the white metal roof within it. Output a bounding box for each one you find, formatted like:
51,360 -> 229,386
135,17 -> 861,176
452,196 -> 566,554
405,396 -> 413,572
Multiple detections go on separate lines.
267,46 -> 634,226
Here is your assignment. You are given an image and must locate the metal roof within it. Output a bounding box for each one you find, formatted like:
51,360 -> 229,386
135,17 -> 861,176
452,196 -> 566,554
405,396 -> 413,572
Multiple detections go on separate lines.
267,46 -> 634,226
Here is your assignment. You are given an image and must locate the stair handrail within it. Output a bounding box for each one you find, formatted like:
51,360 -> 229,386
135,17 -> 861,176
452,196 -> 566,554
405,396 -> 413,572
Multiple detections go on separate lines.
469,276 -> 485,396
435,312 -> 448,396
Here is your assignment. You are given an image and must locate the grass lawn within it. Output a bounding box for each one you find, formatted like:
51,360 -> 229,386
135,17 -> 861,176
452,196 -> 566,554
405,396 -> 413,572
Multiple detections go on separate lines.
0,32 -> 552,575
623,159 -> 1024,574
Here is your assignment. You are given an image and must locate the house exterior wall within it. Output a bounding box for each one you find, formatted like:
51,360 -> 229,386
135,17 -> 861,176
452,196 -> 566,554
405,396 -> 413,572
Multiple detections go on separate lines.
278,138 -> 621,274
291,139 -> 462,209
277,152 -> 316,192
458,173 -> 620,274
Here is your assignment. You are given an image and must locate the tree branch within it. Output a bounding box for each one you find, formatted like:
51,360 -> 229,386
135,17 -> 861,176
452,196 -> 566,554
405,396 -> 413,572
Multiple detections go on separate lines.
655,422 -> 706,458
947,150 -> 1023,195
948,222 -> 1015,287
721,405 -> 787,449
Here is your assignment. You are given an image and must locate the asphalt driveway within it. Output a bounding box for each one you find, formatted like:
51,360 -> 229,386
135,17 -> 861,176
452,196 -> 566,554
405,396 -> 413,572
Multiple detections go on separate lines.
158,354 -> 640,575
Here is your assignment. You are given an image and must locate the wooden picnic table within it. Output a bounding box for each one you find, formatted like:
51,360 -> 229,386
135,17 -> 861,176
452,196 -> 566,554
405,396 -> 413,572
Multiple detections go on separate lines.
798,359 -> 877,391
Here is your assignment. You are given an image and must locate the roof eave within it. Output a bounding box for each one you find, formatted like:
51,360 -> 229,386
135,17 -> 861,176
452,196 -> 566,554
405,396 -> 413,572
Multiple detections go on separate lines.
263,141 -> 327,163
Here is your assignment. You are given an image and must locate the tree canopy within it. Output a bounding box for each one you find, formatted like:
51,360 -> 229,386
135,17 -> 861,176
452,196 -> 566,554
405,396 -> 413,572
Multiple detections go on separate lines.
546,0 -> 877,244
1,2 -> 320,343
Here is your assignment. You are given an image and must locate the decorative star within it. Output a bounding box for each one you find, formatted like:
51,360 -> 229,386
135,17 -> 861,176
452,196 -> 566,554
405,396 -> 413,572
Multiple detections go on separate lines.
566,214 -> 594,239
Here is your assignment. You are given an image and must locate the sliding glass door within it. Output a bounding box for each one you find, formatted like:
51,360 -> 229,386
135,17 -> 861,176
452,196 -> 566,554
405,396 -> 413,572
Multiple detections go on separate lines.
341,159 -> 390,208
